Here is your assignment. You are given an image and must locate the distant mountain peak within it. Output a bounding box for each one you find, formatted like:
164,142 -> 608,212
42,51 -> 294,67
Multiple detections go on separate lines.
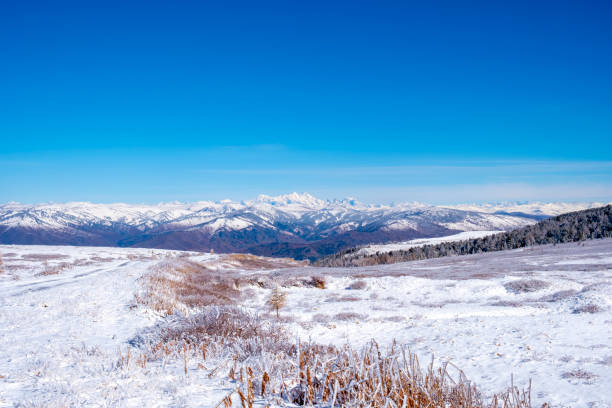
255,192 -> 325,207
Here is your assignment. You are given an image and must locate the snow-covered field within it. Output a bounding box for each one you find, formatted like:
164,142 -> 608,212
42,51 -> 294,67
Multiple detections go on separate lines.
355,230 -> 502,255
1,240 -> 611,407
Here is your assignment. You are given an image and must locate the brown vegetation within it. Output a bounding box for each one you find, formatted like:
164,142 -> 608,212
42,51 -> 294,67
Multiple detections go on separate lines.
135,259 -> 242,315
36,261 -> 72,276
503,280 -> 550,294
21,253 -> 70,261
130,257 -> 540,407
572,304 -> 603,314
561,369 -> 599,383
309,275 -> 326,289
347,279 -> 368,290
334,312 -> 365,321
223,253 -> 307,270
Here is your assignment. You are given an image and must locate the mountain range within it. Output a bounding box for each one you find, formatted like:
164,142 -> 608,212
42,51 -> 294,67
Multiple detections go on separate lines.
0,193 -> 607,260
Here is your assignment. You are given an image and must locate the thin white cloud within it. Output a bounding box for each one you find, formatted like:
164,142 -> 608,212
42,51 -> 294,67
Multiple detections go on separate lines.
193,160 -> 612,176
321,183 -> 612,205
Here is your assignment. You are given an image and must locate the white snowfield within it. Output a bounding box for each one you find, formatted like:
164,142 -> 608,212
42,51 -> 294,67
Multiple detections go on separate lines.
1,240 -> 611,407
356,230 -> 503,256
444,201 -> 611,217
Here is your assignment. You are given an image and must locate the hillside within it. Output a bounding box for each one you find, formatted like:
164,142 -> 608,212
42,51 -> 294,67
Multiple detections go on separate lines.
316,204 -> 612,267
2,239 -> 611,406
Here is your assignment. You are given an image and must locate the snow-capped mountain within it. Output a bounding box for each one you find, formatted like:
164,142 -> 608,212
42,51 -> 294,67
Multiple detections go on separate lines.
443,201 -> 610,219
0,193 -> 580,260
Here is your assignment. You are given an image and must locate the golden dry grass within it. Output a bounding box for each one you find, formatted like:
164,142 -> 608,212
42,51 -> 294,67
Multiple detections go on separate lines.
21,253 -> 70,261
132,256 -> 539,408
222,253 -> 307,270
135,259 -> 242,315
136,253 -> 307,315
36,261 -> 72,276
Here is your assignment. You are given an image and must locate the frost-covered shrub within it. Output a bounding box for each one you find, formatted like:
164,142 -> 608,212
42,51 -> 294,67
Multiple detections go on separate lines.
158,306 -> 289,352
37,262 -> 71,276
384,315 -> 405,322
347,280 -> 367,290
489,300 -> 525,307
21,253 -> 69,261
538,290 -> 577,302
338,295 -> 361,302
504,279 -> 550,293
572,303 -> 603,314
310,276 -> 326,289
334,312 -> 365,321
562,369 -> 599,383
312,313 -> 330,323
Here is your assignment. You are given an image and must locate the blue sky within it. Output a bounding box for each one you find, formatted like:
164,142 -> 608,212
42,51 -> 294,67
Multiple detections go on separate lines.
1,1 -> 611,204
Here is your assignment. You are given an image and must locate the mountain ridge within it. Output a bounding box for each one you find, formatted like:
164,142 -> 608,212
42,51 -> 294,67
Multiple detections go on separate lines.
315,205 -> 612,267
1,193 -> 606,260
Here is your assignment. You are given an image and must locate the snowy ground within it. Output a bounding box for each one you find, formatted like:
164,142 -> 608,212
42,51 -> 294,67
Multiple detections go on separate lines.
1,241 -> 611,407
355,230 -> 502,255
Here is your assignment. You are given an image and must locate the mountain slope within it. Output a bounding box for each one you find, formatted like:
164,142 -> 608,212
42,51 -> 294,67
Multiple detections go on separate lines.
0,193 -> 569,260
315,205 -> 612,266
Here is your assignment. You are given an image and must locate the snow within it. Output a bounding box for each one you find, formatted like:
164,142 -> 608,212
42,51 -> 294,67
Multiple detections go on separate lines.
380,219 -> 418,231
0,193 -> 541,239
204,217 -> 252,232
445,201 -> 611,216
247,239 -> 612,407
1,239 -> 611,407
357,230 -> 502,255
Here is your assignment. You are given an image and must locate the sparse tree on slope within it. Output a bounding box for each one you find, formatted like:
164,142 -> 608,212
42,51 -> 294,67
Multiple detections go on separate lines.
267,286 -> 287,318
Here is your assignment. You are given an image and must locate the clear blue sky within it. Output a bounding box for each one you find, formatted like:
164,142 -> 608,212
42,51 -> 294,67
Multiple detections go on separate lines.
1,0 -> 611,204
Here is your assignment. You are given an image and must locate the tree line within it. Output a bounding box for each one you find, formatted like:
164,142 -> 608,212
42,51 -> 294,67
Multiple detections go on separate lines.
314,205 -> 612,267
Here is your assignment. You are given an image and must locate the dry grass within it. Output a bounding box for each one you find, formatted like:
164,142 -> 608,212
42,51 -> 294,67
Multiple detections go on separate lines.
90,256 -> 116,263
36,261 -> 71,276
309,276 -> 326,289
490,300 -> 526,308
561,369 -> 599,383
214,339 -> 534,408
158,306 -> 288,349
279,341 -> 533,408
325,294 -> 362,303
21,253 -> 70,261
135,259 -> 242,315
504,280 -> 550,294
334,312 -> 365,321
383,315 -> 406,322
130,257 -> 541,408
338,295 -> 361,302
347,279 -> 368,290
572,303 -> 603,314
312,313 -> 330,323
537,290 -> 577,302
223,253 -> 307,270
137,310 -> 534,408
276,275 -> 328,289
